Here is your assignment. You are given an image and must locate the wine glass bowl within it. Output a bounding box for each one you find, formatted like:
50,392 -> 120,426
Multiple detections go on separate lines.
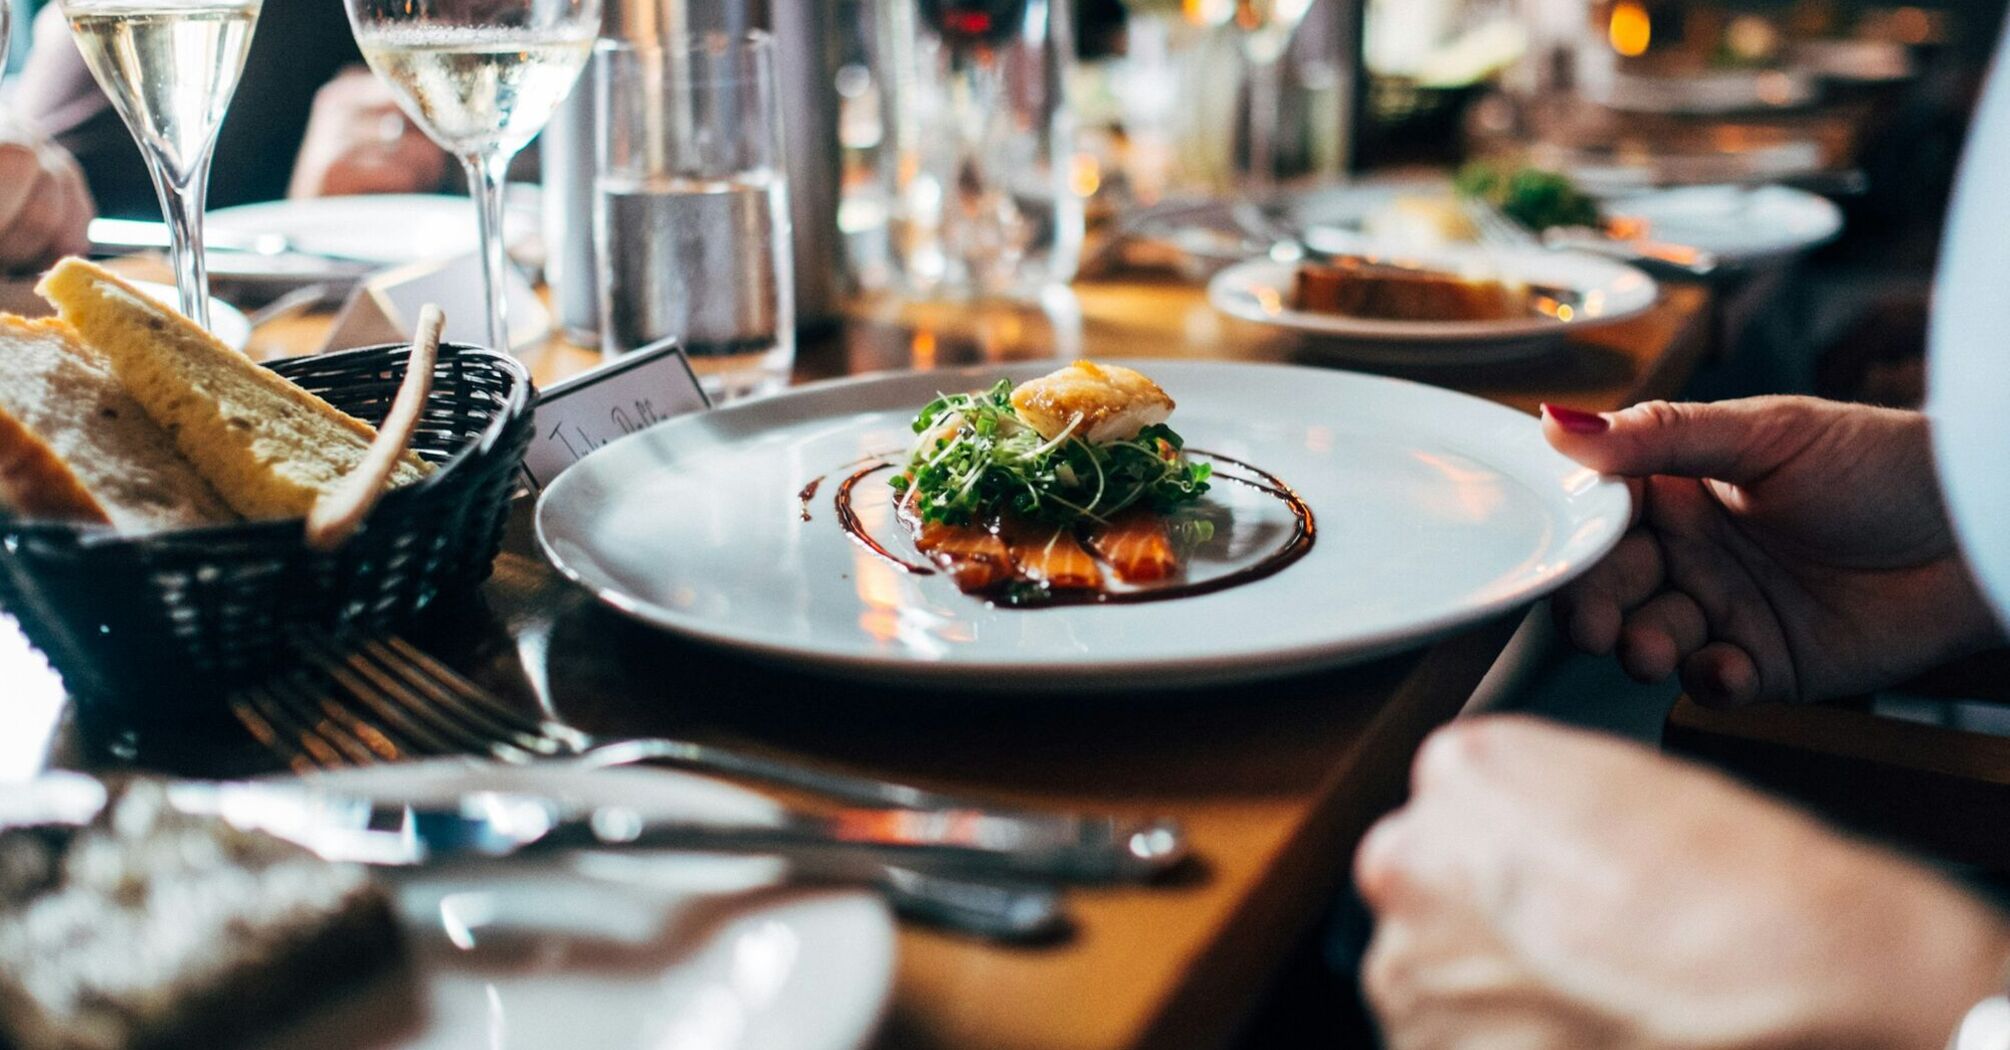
62,0 -> 263,330
345,0 -> 600,352
1233,0 -> 1314,193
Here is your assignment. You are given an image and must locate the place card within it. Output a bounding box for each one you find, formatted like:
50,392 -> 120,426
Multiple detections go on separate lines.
519,336 -> 711,490
320,251 -> 549,354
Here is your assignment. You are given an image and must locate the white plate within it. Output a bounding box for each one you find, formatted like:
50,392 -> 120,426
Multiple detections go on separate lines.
128,280 -> 254,352
535,360 -> 1631,690
258,760 -> 895,1050
1209,235 -> 1658,357
1606,184 -> 1843,264
205,193 -> 541,285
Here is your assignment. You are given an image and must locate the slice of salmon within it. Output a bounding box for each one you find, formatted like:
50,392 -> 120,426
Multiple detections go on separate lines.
899,496 -> 1015,593
914,520 -> 1014,592
999,519 -> 1102,591
1086,511 -> 1180,584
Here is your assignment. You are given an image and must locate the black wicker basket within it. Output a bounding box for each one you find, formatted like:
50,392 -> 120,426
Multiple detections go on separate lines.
0,341 -> 534,717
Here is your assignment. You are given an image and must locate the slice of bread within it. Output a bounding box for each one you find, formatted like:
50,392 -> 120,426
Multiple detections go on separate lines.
38,259 -> 431,520
0,316 -> 234,531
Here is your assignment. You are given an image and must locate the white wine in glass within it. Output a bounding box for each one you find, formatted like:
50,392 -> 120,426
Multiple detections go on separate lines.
348,0 -> 599,353
355,25 -> 594,157
64,0 -> 261,329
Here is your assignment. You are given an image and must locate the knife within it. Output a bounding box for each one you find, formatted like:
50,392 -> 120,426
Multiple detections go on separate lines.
167,783 -> 1188,885
87,217 -> 381,272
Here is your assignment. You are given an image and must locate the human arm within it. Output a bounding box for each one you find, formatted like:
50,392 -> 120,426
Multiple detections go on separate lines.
1540,397 -> 2006,706
287,66 -> 448,199
0,114 -> 93,273
1356,715 -> 2010,1049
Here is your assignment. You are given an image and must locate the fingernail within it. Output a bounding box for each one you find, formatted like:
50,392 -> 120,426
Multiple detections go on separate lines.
1543,403 -> 1610,435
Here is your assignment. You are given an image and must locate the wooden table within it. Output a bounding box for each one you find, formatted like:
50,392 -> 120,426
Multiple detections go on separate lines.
1,272 -> 1714,1050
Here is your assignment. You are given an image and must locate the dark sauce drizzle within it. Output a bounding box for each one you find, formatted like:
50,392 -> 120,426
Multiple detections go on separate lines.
797,452 -> 897,523
823,450 -> 1314,605
834,463 -> 935,574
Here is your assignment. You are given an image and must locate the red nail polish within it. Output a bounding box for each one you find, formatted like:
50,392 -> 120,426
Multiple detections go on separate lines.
1543,403 -> 1609,435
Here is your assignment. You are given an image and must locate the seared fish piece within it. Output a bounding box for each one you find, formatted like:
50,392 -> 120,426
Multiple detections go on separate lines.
1009,361 -> 1175,444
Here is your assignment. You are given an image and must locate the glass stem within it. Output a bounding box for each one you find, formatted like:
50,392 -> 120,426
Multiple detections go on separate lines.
1247,55 -> 1282,196
463,150 -> 515,352
150,151 -> 213,332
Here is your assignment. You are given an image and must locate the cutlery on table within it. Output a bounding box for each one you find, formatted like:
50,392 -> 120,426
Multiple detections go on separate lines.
226,634 -> 1188,939
239,632 -> 1186,873
171,781 -> 1177,883
87,217 -> 381,272
245,283 -> 342,328
86,779 -> 1053,943
1460,198 -> 1720,279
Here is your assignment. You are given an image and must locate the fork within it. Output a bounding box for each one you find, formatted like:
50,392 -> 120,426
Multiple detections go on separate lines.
256,634 -> 1180,860
226,635 -> 1174,938
1461,197 -> 1719,278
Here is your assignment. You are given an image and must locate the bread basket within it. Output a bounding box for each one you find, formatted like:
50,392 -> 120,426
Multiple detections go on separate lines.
0,341 -> 534,716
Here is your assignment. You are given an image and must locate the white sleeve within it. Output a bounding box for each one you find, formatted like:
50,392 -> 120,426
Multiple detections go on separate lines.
1930,17 -> 2010,633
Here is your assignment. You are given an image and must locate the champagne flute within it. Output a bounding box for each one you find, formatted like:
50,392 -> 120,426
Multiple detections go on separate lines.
346,0 -> 600,353
1233,0 -> 1313,194
63,0 -> 262,330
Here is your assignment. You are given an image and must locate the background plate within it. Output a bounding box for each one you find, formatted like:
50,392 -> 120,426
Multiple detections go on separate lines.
1208,243 -> 1658,350
537,361 -> 1629,691
259,760 -> 895,1050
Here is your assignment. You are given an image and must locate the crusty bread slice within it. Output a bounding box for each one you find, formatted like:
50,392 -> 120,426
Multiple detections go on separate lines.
0,316 -> 234,531
0,406 -> 107,525
38,259 -> 431,520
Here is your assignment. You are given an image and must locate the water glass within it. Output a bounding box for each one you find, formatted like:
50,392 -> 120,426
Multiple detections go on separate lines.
594,32 -> 795,402
872,0 -> 1084,299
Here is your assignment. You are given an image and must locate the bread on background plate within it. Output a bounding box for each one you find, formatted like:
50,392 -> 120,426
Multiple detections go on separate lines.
38,258 -> 431,520
0,316 -> 234,531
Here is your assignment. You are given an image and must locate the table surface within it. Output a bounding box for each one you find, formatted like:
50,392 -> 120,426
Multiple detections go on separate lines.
2,270 -> 1714,1050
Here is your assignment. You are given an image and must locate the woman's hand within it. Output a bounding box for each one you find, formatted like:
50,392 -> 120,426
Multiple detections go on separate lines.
1541,397 -> 2005,705
1357,716 -> 2010,1050
289,67 -> 448,199
0,124 -> 93,273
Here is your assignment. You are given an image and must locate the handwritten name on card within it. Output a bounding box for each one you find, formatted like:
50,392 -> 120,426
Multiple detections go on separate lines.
521,338 -> 710,489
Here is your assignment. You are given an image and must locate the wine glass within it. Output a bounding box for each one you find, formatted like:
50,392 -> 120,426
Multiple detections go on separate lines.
1233,0 -> 1314,194
346,0 -> 600,353
62,0 -> 263,330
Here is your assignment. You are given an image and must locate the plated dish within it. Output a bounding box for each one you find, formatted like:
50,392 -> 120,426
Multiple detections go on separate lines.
1208,235 -> 1657,363
849,361 -> 1309,608
537,360 -> 1631,690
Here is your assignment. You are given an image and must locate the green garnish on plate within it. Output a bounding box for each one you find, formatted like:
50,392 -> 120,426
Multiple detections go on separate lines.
1454,162 -> 1602,232
894,379 -> 1212,527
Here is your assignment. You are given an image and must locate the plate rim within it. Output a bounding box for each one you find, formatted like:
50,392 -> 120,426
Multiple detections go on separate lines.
1607,183 -> 1844,262
1206,254 -> 1659,345
534,359 -> 1631,689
